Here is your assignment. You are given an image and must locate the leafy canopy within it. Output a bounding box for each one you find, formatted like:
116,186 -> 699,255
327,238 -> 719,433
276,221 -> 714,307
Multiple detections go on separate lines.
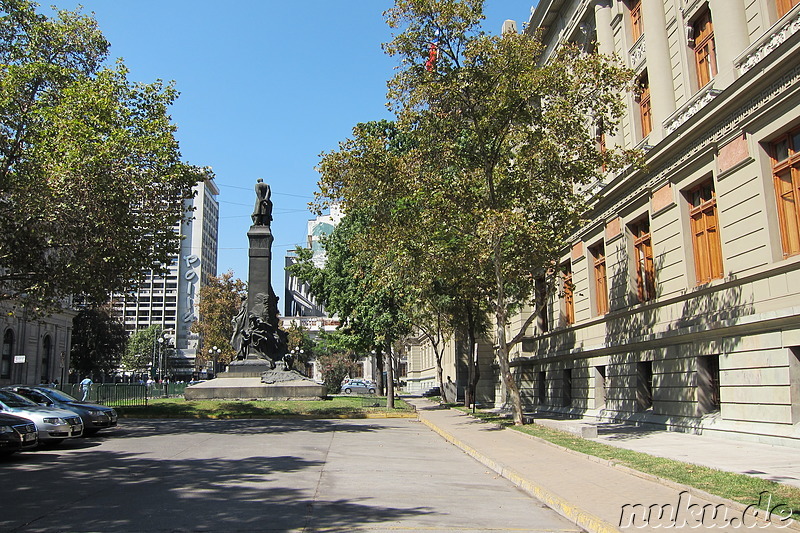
0,0 -> 205,310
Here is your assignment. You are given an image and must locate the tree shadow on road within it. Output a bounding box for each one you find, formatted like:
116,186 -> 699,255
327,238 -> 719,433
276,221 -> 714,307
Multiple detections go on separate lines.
0,447 -> 434,532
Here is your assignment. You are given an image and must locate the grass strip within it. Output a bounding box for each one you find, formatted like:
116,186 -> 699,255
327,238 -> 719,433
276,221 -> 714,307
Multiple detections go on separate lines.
117,396 -> 413,419
457,407 -> 800,520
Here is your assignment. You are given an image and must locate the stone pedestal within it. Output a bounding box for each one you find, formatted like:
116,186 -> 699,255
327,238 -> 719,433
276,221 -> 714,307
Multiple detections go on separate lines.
184,369 -> 327,401
184,377 -> 327,401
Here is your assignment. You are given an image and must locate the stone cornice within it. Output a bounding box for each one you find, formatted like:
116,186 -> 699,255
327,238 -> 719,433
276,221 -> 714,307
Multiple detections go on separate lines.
735,7 -> 800,75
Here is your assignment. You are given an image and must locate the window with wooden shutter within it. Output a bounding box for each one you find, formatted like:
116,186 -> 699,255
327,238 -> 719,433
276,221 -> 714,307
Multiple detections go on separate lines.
630,0 -> 643,41
771,127 -> 800,257
688,179 -> 724,284
692,10 -> 717,89
637,72 -> 652,138
629,218 -> 656,302
591,243 -> 609,315
562,263 -> 574,325
777,0 -> 800,18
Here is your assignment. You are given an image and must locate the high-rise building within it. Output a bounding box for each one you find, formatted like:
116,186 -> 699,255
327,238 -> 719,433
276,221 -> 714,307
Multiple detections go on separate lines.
111,177 -> 219,379
284,204 -> 343,318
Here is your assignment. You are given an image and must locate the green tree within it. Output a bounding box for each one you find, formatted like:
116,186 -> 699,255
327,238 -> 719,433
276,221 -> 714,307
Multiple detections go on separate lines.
312,0 -> 636,424
192,271 -> 246,368
122,325 -> 163,376
282,321 -> 313,374
0,0 -> 205,310
288,212 -> 414,407
316,351 -> 359,395
382,0 -> 637,424
70,306 -> 126,377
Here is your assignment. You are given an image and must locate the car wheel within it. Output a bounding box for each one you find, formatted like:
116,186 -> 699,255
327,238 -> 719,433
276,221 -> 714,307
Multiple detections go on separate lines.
369,388 -> 376,394
344,388 -> 352,394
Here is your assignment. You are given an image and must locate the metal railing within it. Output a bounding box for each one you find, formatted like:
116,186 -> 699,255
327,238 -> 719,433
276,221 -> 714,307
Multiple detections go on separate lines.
57,383 -> 187,407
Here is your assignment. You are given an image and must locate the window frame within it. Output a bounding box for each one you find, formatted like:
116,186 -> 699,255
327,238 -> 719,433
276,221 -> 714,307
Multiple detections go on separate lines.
637,72 -> 652,138
691,9 -> 717,89
688,179 -> 724,284
770,126 -> 800,257
629,218 -> 656,302
561,262 -> 575,326
590,243 -> 609,315
629,0 -> 643,42
777,0 -> 800,18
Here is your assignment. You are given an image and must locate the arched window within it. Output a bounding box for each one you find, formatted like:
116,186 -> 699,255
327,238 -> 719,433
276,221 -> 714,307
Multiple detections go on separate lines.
1,330 -> 14,379
41,335 -> 52,382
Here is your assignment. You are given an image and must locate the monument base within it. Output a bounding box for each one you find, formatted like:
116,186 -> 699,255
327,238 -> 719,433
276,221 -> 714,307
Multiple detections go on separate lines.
184,369 -> 327,401
220,358 -> 276,378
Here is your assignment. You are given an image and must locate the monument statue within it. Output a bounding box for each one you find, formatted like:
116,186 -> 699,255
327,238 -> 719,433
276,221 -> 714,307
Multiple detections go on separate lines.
229,178 -> 290,370
185,177 -> 326,399
252,178 -> 273,226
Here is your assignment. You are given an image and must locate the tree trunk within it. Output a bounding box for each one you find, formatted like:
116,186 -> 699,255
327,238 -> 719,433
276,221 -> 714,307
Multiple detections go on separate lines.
465,307 -> 480,409
435,353 -> 447,403
375,348 -> 384,395
495,311 -> 525,425
386,347 -> 395,409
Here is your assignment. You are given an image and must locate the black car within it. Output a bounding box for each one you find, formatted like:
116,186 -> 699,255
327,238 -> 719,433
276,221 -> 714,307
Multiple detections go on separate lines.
0,412 -> 38,456
7,386 -> 118,436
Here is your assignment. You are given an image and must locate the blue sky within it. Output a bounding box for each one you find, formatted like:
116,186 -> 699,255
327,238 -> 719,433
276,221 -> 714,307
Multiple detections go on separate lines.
45,0 -> 537,301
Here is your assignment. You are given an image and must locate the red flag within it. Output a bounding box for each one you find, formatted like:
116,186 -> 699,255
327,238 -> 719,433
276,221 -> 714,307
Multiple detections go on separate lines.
425,42 -> 438,72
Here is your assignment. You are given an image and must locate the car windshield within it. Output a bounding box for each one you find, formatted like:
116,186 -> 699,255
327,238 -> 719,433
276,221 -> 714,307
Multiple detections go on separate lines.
38,388 -> 78,402
0,390 -> 38,408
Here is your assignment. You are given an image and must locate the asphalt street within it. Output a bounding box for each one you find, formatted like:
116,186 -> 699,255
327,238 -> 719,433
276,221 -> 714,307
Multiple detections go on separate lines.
0,418 -> 581,532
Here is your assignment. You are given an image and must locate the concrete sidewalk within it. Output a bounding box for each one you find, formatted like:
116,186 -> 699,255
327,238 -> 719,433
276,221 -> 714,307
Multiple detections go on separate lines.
406,397 -> 800,533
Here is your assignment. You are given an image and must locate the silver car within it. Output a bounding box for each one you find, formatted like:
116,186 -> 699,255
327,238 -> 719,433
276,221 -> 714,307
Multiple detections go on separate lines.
0,390 -> 83,443
6,386 -> 117,436
340,380 -> 376,395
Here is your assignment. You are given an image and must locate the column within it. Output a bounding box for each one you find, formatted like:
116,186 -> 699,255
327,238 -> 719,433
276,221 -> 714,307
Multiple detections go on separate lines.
707,0 -> 749,87
594,0 -> 624,149
594,0 -> 615,56
641,0 -> 675,143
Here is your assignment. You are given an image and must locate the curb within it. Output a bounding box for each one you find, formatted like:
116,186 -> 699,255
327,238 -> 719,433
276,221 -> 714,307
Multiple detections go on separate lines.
414,405 -> 800,533
457,409 -> 800,532
416,416 -> 619,533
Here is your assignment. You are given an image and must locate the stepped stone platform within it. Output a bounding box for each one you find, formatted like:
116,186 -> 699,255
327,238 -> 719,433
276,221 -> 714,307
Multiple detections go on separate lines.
184,368 -> 327,401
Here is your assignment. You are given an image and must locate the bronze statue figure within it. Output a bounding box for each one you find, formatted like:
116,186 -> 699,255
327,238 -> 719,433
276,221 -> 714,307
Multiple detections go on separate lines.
251,178 -> 273,226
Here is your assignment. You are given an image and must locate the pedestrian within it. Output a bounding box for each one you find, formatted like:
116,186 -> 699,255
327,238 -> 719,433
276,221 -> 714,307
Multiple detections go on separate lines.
79,376 -> 93,401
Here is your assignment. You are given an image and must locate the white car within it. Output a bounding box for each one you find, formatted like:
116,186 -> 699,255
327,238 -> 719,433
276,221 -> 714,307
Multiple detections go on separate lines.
0,390 -> 83,443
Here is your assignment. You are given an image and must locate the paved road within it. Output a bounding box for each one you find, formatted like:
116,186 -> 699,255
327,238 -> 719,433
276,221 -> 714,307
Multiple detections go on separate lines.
0,418 -> 580,532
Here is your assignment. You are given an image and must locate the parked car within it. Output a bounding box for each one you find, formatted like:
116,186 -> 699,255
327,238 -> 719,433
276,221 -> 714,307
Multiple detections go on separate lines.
0,390 -> 83,444
6,386 -> 117,436
0,412 -> 38,456
340,380 -> 376,395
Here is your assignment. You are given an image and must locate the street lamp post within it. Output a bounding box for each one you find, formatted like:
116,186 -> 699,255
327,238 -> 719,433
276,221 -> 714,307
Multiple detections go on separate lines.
289,346 -> 304,373
157,337 -> 165,382
208,346 -> 221,377
153,333 -> 171,383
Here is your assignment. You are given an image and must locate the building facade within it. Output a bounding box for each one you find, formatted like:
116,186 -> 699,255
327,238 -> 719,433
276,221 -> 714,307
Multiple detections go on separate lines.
111,177 -> 220,379
511,0 -> 800,446
0,304 -> 75,387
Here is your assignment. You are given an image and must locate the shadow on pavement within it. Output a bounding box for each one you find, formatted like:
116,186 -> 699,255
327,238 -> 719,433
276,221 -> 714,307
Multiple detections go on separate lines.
109,417 -> 389,439
0,442 -> 434,532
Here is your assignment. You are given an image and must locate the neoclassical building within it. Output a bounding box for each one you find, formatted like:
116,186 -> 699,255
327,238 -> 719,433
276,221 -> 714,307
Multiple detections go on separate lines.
511,0 -> 800,446
0,304 -> 75,387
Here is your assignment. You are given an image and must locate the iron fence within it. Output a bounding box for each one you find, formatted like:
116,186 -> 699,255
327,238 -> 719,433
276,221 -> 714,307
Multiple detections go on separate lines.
57,383 -> 187,407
